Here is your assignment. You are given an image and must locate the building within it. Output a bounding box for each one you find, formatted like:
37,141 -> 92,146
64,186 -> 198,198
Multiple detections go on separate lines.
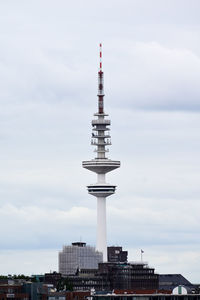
82,43 -> 120,261
0,282 -> 29,300
57,246 -> 158,292
59,242 -> 103,275
56,246 -> 158,291
91,294 -> 200,300
67,270 -> 109,291
98,262 -> 158,290
107,246 -> 128,263
40,290 -> 90,300
24,281 -> 90,300
159,274 -> 195,292
57,261 -> 158,291
44,272 -> 62,286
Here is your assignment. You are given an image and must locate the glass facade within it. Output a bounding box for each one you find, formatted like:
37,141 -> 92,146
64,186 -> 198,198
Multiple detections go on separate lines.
59,243 -> 103,275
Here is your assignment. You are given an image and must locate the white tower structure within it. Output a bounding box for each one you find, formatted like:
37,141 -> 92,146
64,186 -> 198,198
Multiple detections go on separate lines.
82,44 -> 120,262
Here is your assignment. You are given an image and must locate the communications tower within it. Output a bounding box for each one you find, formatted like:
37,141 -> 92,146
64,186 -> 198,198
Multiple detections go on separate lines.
82,44 -> 120,261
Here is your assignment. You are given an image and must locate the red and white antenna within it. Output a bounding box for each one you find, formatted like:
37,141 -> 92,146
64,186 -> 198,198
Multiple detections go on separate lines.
99,43 -> 102,72
98,43 -> 104,113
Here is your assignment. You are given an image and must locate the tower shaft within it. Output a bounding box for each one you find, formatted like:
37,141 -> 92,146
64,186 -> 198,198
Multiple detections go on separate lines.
97,197 -> 107,261
82,44 -> 120,261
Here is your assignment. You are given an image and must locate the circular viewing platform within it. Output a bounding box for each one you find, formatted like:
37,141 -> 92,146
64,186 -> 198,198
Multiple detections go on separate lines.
87,184 -> 116,197
82,159 -> 120,174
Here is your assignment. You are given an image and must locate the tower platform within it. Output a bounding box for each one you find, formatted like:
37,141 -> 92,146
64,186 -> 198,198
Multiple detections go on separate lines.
82,159 -> 120,174
87,183 -> 116,197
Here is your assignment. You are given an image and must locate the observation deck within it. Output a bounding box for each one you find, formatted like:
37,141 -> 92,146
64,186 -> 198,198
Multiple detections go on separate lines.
82,159 -> 120,174
87,183 -> 116,197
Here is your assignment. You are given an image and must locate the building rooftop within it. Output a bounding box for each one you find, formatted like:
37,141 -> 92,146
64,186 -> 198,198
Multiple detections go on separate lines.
72,242 -> 86,247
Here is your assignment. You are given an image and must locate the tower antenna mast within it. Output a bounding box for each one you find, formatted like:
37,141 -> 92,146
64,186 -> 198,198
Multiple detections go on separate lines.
99,43 -> 102,72
98,43 -> 104,114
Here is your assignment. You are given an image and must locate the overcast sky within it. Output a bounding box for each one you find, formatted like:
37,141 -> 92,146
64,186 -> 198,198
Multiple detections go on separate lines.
0,0 -> 200,282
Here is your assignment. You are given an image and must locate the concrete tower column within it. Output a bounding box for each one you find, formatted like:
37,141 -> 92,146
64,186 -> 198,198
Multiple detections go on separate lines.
97,197 -> 107,261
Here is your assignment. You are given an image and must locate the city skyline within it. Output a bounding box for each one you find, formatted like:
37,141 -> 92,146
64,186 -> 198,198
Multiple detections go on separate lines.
0,0 -> 199,282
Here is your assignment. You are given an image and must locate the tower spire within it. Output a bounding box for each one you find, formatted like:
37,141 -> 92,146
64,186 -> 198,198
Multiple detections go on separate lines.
98,43 -> 104,114
99,43 -> 102,72
82,44 -> 120,261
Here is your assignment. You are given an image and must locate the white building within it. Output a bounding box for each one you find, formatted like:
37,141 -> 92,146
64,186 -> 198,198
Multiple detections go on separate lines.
58,242 -> 103,275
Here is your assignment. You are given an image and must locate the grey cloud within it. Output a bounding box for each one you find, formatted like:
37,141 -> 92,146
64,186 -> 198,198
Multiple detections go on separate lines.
106,42 -> 200,111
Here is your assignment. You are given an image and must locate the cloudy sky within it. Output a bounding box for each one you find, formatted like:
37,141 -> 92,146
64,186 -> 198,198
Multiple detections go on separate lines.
0,0 -> 200,282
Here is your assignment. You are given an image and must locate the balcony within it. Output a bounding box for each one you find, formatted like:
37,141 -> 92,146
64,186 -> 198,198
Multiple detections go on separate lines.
92,133 -> 111,138
91,139 -> 111,146
92,119 -> 110,126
